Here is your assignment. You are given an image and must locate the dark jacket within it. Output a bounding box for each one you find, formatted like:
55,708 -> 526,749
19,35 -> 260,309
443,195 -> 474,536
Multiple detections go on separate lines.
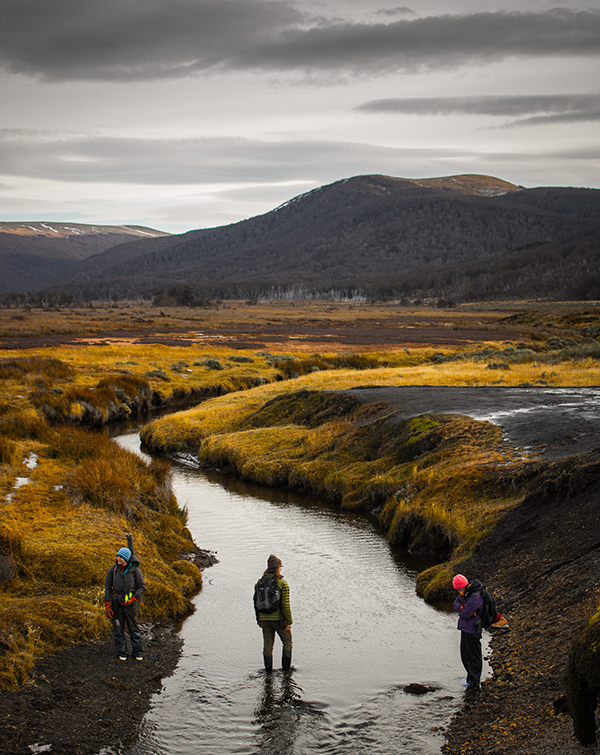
104,555 -> 145,604
454,579 -> 483,635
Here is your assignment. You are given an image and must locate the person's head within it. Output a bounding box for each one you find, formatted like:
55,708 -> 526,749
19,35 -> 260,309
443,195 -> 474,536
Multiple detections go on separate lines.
116,547 -> 132,566
266,554 -> 282,576
452,573 -> 469,594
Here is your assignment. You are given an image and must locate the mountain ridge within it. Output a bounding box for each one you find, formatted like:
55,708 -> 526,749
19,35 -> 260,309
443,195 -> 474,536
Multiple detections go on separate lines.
2,174 -> 599,302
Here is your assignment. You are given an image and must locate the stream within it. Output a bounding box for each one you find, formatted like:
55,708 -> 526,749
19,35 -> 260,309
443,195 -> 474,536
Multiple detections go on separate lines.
113,428 -> 490,755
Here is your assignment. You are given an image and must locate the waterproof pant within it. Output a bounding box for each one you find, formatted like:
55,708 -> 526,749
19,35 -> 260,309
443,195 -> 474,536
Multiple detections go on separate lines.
262,621 -> 292,656
460,630 -> 482,687
111,600 -> 142,658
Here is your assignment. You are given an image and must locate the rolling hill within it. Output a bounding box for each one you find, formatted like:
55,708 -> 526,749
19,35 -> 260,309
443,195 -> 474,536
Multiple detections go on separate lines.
0,222 -> 170,294
2,174 -> 599,302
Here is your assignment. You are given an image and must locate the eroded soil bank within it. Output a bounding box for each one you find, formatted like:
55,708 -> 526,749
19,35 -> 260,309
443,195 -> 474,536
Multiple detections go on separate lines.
444,459 -> 600,754
342,386 -> 600,754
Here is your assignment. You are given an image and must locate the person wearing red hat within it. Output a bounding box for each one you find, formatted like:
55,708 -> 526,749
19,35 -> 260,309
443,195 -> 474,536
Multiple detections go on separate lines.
452,573 -> 483,689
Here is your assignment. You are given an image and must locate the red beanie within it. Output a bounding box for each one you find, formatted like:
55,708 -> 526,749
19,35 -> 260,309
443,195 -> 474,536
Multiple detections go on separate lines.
452,574 -> 468,590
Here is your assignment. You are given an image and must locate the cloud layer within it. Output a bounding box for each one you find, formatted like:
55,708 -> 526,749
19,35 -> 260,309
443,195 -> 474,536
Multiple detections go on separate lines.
1,1 -> 599,82
0,131 -> 455,184
357,93 -> 600,125
0,130 -> 595,189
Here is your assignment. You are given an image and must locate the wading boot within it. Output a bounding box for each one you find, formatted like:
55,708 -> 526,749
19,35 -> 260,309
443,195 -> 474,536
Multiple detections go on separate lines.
263,655 -> 273,673
282,650 -> 292,672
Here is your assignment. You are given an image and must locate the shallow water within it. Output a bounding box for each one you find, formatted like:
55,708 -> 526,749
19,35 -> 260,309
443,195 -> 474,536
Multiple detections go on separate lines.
115,431 -> 490,755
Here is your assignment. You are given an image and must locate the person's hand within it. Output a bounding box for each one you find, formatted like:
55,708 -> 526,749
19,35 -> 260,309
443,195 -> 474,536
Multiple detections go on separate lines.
104,601 -> 114,619
123,596 -> 137,606
257,621 -> 263,628
283,625 -> 291,632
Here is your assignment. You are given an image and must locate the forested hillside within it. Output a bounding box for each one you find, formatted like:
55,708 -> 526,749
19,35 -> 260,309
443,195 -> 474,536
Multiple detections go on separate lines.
3,175 -> 599,302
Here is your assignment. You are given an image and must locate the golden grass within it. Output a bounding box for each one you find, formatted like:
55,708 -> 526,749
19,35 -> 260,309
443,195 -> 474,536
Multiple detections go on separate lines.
143,386 -> 534,600
0,420 -> 201,690
140,354 -> 600,456
1,301 -> 599,686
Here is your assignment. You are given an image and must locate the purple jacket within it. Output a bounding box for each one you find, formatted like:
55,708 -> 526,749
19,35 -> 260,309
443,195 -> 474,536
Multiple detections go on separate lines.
454,580 -> 483,635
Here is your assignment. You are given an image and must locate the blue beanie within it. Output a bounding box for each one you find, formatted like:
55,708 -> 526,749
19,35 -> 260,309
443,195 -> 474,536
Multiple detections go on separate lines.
117,547 -> 132,562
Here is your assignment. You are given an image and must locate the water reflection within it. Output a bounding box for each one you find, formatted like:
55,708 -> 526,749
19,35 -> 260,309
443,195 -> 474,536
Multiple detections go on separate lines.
115,431 -> 489,755
253,675 -> 323,755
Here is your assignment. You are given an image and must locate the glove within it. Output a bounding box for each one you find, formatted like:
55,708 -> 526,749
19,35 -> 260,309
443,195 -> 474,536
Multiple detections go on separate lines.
123,595 -> 137,606
105,601 -> 114,619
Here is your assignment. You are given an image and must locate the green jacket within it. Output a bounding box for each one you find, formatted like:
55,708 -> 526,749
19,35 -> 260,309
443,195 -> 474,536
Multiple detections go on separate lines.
256,574 -> 293,625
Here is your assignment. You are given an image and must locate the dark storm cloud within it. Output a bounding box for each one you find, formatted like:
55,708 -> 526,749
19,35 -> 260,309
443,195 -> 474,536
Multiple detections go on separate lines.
0,1 -> 598,82
0,0 -> 304,82
357,94 -> 600,124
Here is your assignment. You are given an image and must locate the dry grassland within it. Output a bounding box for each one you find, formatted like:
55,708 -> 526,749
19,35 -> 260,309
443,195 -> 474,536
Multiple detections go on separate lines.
1,300 -> 599,690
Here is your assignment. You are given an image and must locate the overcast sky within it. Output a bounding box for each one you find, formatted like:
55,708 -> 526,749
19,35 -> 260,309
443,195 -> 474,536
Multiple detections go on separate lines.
1,0 -> 598,233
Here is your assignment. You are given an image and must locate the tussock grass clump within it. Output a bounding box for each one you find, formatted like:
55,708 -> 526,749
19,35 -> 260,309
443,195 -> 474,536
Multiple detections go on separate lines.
262,352 -> 389,379
0,436 -> 18,465
65,442 -> 179,518
0,356 -> 73,382
31,373 -> 155,426
0,406 -> 47,440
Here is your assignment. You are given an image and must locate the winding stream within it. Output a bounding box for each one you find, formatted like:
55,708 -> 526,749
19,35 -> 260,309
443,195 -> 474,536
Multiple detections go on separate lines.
114,429 -> 490,755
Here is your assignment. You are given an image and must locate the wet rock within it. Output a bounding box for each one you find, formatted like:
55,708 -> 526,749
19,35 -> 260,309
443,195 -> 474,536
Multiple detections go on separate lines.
403,683 -> 439,695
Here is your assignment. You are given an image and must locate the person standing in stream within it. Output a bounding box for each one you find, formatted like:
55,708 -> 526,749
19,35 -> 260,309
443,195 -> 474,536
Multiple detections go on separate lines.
453,573 -> 483,689
254,554 -> 293,672
104,546 -> 146,662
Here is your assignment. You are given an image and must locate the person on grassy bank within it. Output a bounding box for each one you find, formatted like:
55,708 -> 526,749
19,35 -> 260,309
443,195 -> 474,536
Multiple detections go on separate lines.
104,547 -> 146,662
254,554 -> 293,673
453,573 -> 483,690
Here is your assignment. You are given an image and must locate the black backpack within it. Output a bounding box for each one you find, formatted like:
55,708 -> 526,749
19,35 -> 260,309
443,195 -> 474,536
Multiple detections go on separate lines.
478,585 -> 498,630
254,575 -> 280,613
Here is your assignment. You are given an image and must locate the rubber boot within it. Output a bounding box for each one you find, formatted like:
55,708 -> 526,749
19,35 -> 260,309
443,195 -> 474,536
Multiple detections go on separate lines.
282,650 -> 292,672
263,655 -> 273,673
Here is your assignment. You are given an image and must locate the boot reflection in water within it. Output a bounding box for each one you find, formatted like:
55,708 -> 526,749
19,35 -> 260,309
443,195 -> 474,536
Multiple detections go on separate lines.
254,554 -> 293,672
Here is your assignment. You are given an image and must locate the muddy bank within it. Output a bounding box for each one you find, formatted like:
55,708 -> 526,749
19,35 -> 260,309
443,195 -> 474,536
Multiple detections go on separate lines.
343,385 -> 600,462
343,385 -> 600,753
443,459 -> 600,755
0,624 -> 182,755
